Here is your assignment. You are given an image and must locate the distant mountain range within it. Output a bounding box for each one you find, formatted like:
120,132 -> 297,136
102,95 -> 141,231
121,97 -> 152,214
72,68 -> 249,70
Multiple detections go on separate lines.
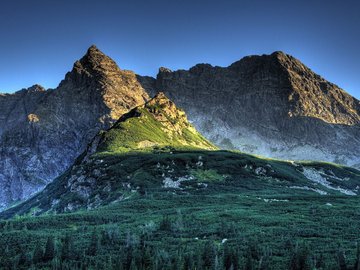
1,45 -> 360,209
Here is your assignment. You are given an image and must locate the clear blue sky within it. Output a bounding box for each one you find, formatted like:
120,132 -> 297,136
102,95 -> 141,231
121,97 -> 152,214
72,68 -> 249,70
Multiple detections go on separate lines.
0,0 -> 359,98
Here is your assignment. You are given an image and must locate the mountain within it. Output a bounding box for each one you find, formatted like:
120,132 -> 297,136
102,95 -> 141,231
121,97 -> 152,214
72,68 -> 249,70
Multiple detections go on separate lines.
2,93 -> 359,218
138,51 -> 360,168
2,46 -> 360,211
0,45 -> 149,209
1,93 -> 360,269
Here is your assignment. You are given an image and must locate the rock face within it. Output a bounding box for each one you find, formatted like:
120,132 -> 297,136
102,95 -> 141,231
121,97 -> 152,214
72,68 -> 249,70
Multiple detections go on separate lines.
0,46 -> 149,209
95,92 -> 216,154
137,51 -> 360,168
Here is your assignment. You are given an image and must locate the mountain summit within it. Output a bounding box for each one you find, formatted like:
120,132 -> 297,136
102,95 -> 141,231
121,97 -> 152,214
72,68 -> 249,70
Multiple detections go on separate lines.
63,45 -> 122,86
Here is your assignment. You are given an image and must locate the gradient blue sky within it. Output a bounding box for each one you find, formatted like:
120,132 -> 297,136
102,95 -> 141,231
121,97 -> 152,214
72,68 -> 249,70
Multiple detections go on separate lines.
0,0 -> 359,97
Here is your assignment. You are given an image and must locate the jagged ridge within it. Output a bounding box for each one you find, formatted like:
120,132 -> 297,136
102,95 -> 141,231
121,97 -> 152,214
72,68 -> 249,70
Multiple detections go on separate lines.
138,51 -> 360,168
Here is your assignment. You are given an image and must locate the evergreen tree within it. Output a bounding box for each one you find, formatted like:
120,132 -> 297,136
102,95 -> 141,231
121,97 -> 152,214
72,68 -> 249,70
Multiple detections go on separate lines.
61,234 -> 73,261
258,248 -> 271,270
214,254 -> 221,270
44,236 -> 56,262
18,249 -> 30,267
354,243 -> 360,270
224,245 -> 240,270
141,247 -> 152,269
159,215 -> 172,231
245,253 -> 253,270
202,241 -> 216,269
337,249 -> 347,270
315,253 -> 325,270
289,245 -> 311,270
33,242 -> 44,264
51,257 -> 61,270
87,230 -> 100,256
129,259 -> 138,270
183,254 -> 194,270
223,244 -> 233,270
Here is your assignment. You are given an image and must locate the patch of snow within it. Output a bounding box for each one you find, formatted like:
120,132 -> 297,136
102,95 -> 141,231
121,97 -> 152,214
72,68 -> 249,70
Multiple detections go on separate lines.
221,239 -> 228,244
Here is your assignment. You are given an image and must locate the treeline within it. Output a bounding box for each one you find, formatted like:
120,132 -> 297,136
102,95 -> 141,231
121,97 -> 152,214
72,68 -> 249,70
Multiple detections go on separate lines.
2,236 -> 360,269
1,216 -> 360,269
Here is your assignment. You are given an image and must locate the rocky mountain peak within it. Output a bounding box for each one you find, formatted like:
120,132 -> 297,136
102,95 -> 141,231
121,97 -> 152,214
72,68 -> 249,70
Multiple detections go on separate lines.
60,45 -> 122,89
159,67 -> 172,73
75,45 -> 121,76
145,91 -> 174,110
16,84 -> 46,94
27,84 -> 46,92
144,92 -> 187,128
227,51 -> 360,125
57,46 -> 149,120
95,93 -> 215,153
275,53 -> 360,125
